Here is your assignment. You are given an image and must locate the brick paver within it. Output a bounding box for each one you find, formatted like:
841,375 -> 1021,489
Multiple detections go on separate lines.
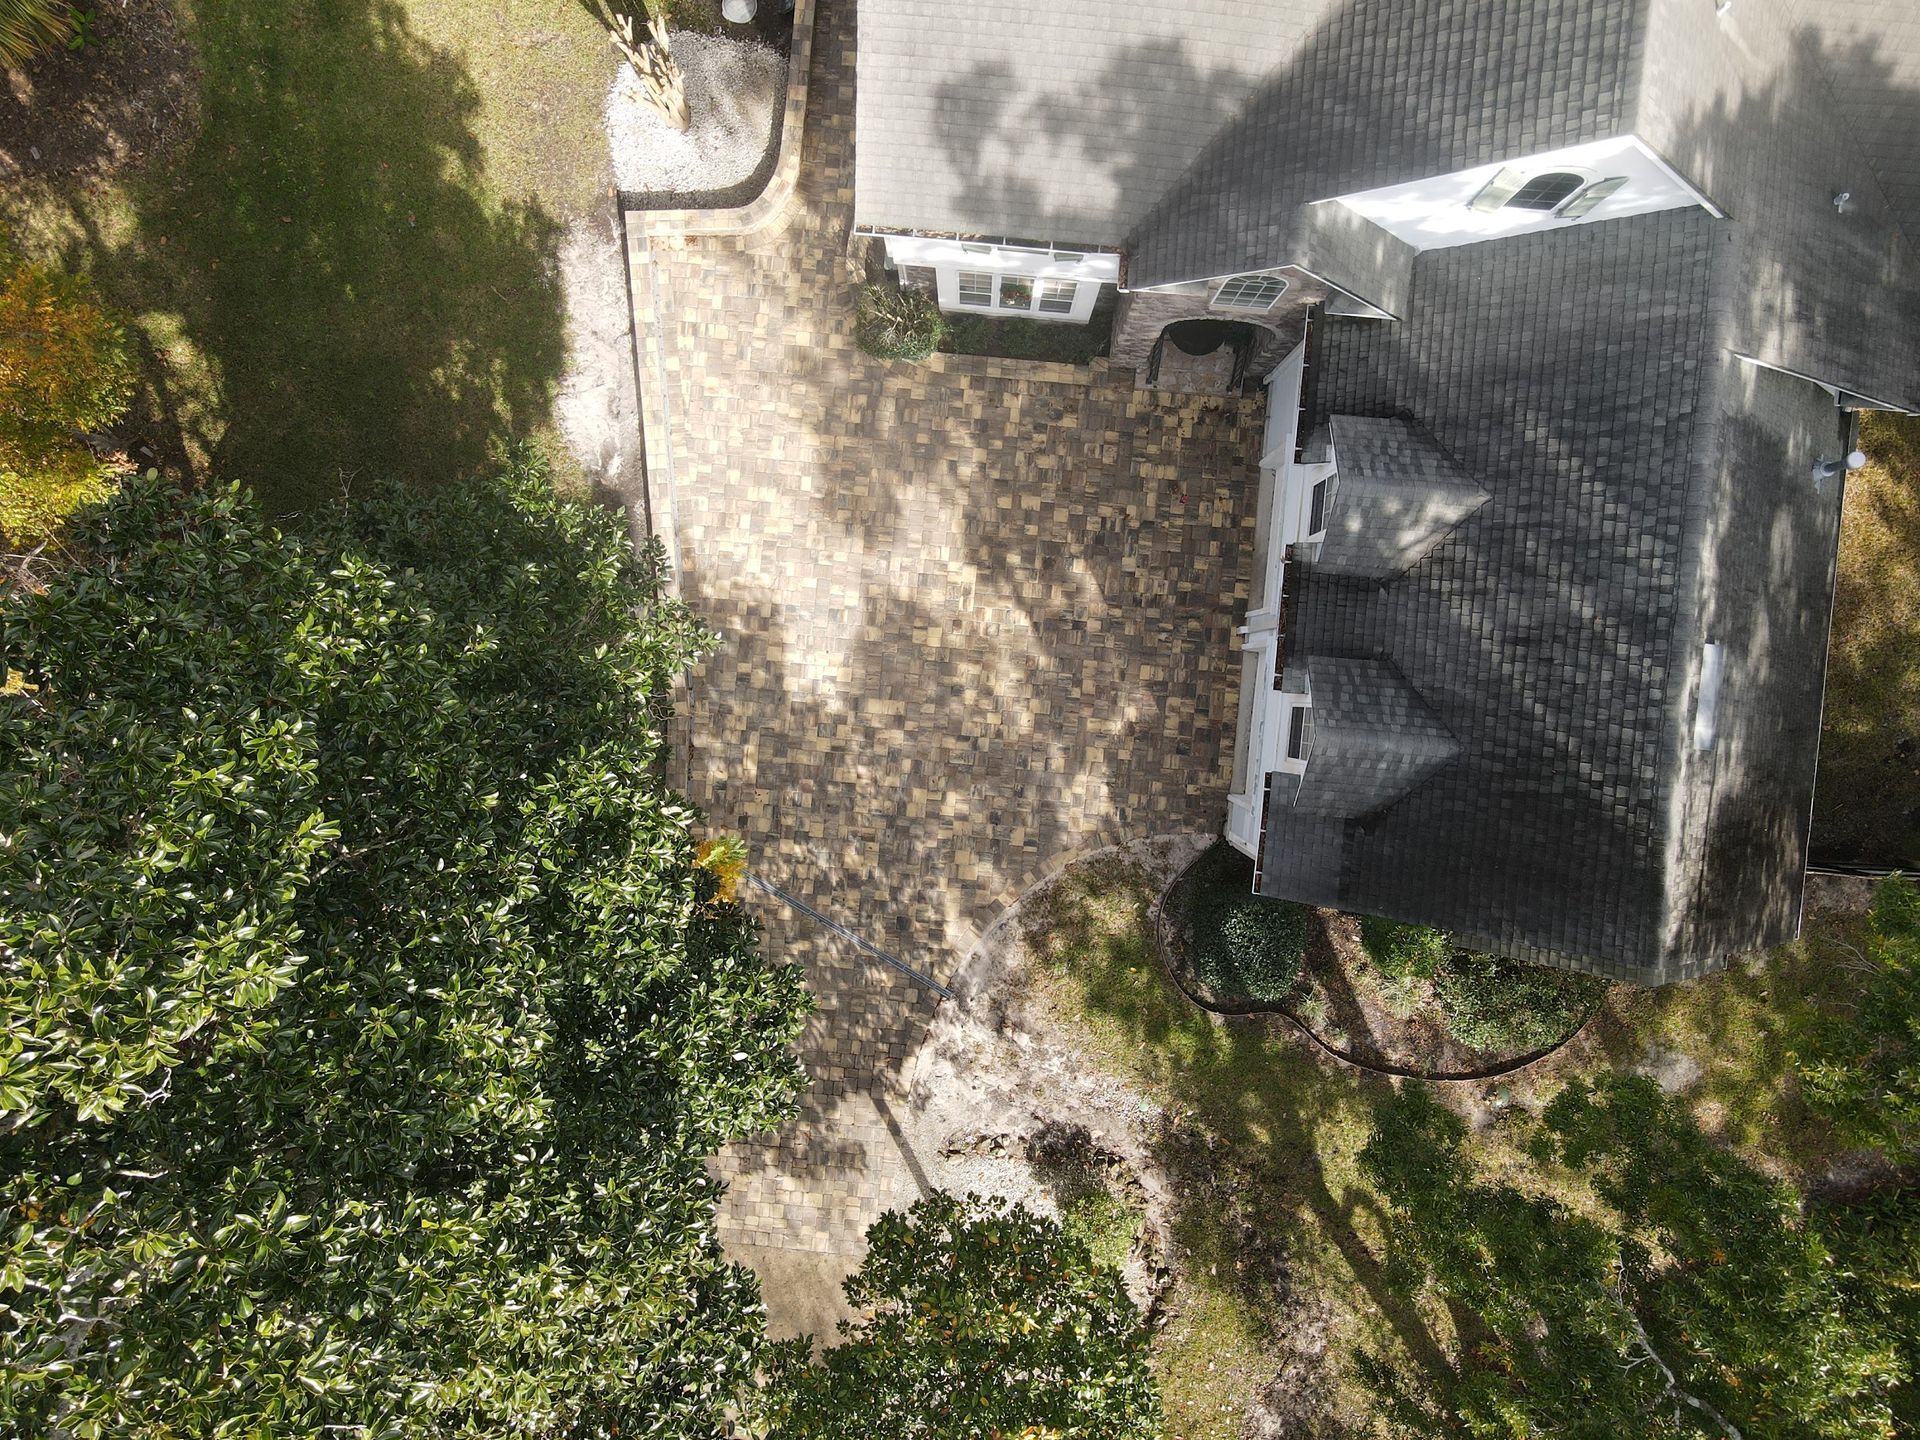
627,0 -> 1265,1330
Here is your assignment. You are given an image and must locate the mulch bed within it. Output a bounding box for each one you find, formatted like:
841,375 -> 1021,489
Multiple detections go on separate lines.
0,0 -> 201,182
1164,846 -> 1596,1075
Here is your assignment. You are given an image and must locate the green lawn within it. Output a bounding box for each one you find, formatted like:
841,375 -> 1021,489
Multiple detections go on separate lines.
1817,411 -> 1920,866
1020,854 -> 1876,1439
4,0 -> 618,516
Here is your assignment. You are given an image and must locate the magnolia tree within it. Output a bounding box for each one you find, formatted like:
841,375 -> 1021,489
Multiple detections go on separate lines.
756,1192 -> 1161,1439
1358,1078 -> 1903,1439
0,460 -> 809,1436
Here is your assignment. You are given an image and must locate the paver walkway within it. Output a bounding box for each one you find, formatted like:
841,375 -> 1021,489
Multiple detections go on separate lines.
627,0 -> 1265,1333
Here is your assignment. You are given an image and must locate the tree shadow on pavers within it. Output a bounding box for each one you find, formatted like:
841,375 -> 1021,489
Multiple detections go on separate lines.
15,0 -> 566,516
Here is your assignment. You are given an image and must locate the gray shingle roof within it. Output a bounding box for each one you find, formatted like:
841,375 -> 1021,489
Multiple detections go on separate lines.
1634,0 -> 1920,412
1310,416 -> 1491,580
852,0 -> 1336,245
1286,656 -> 1461,819
1126,0 -> 1648,298
1255,209 -> 1851,984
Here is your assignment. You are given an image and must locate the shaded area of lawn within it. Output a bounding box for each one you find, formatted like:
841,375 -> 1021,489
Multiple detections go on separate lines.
4,0 -> 617,516
1815,411 -> 1920,867
1018,853 -> 1881,1438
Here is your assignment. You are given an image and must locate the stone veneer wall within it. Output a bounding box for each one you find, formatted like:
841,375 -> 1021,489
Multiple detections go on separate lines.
1110,266 -> 1332,386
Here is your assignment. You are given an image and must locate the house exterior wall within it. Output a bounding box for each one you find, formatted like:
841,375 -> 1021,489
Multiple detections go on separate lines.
877,234 -> 1120,325
1110,267 -> 1332,380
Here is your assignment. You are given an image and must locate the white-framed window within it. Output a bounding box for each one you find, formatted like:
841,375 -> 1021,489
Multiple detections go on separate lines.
956,270 -> 994,307
1212,273 -> 1288,313
1037,279 -> 1077,315
1504,171 -> 1586,211
1556,175 -> 1628,219
898,264 -> 937,294
1471,167 -> 1593,213
1275,695 -> 1313,775
997,276 -> 1034,312
1306,476 -> 1329,538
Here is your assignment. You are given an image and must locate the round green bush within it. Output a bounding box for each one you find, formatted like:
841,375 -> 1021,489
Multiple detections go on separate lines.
1193,896 -> 1309,1004
1432,950 -> 1606,1054
855,283 -> 943,361
1359,916 -> 1451,980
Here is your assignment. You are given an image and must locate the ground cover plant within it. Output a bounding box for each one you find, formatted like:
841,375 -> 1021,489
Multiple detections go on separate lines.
939,304 -> 1115,366
757,1192 -> 1160,1439
1816,410 -> 1920,866
855,282 -> 944,361
0,233 -> 137,544
0,458 -> 809,1434
1020,852 -> 1920,1439
3,0 -> 618,513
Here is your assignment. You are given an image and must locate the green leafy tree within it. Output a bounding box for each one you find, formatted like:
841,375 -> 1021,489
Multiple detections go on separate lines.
1793,876 -> 1920,1156
0,459 -> 809,1436
1357,1078 -> 1901,1439
1818,1189 -> 1920,1436
756,1192 -> 1160,1439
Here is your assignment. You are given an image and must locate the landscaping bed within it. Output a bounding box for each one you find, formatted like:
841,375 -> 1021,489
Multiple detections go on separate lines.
938,298 -> 1115,366
607,28 -> 787,208
1162,841 -> 1606,1074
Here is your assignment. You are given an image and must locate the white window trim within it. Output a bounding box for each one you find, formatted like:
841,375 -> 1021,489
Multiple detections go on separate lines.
1273,694 -> 1313,776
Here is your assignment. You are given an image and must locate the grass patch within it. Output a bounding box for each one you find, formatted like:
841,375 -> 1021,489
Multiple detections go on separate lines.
1019,855 -> 1892,1436
4,0 -> 618,514
938,304 -> 1114,366
1816,410 -> 1920,866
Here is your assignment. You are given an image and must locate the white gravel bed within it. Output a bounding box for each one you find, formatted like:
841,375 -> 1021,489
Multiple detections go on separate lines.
606,31 -> 784,199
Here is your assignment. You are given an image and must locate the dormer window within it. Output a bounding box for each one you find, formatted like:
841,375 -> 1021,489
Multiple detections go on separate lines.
1275,693 -> 1313,775
1306,475 -> 1329,537
1504,171 -> 1585,211
1212,273 -> 1288,313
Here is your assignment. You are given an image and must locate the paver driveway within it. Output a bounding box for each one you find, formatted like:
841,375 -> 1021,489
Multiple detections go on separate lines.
627,0 -> 1265,1332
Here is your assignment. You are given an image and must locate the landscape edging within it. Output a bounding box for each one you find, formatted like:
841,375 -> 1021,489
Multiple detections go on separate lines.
1148,851 -> 1601,1085
622,0 -> 818,239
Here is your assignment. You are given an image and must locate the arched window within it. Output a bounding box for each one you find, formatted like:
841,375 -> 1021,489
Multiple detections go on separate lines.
1504,171 -> 1585,211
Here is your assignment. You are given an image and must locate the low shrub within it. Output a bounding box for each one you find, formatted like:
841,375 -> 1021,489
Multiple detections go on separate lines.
1432,949 -> 1605,1054
855,283 -> 943,361
1359,917 -> 1451,980
940,308 -> 1113,365
1193,896 -> 1309,1004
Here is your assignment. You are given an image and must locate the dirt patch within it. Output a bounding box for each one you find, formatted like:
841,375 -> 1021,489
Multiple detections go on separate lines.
553,201 -> 647,517
0,0 -> 200,182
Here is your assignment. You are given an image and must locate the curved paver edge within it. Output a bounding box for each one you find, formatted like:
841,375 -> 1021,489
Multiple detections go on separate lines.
623,0 -> 819,240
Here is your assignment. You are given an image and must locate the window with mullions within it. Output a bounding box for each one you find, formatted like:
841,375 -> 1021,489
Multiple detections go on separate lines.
1037,279 -> 1077,314
956,271 -> 994,307
1504,171 -> 1585,211
1212,273 -> 1288,312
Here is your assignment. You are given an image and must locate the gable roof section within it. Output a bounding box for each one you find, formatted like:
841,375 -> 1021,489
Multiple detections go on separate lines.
852,0 -> 1335,245
1311,416 -> 1491,579
1634,0 -> 1920,411
1285,656 -> 1461,819
1126,0 -> 1650,295
1260,210 -> 1733,982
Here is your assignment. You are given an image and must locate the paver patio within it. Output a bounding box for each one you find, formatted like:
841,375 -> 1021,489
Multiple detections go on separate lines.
627,0 -> 1266,1332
